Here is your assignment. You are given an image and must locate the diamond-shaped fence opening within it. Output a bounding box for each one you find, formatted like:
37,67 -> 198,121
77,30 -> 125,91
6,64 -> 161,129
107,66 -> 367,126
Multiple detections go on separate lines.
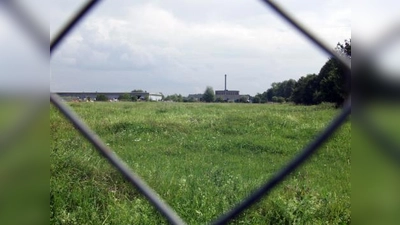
9,0 -> 399,224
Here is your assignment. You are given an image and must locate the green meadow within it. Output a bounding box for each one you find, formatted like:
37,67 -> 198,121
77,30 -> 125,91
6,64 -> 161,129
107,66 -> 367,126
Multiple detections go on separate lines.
50,102 -> 351,224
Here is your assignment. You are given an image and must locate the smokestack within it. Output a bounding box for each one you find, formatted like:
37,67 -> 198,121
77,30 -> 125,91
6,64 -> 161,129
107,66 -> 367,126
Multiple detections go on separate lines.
225,74 -> 227,91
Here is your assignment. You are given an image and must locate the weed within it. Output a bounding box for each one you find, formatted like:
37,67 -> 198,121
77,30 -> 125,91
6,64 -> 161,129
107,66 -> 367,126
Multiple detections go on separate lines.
50,102 -> 350,224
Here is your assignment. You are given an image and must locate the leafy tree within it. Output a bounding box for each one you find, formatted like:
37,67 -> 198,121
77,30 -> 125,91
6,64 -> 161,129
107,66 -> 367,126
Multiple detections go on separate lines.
336,39 -> 351,58
164,95 -> 171,101
291,74 -> 319,105
265,79 -> 296,102
260,39 -> 350,106
239,96 -> 248,103
184,97 -> 197,102
164,94 -> 183,102
176,94 -> 183,102
278,96 -> 285,103
272,96 -> 285,103
203,86 -> 215,102
252,96 -> 261,103
318,58 -> 347,106
255,92 -> 268,103
118,93 -> 131,101
266,89 -> 274,102
312,90 -> 323,104
215,97 -> 224,103
318,39 -> 351,106
283,79 -> 296,100
96,94 -> 108,101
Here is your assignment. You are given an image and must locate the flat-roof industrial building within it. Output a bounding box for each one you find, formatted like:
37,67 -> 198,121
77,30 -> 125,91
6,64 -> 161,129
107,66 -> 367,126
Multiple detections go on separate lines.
214,75 -> 248,102
56,91 -> 163,101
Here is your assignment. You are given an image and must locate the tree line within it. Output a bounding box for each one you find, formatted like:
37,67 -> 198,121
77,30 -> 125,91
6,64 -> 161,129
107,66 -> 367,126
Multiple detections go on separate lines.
96,39 -> 350,105
254,39 -> 351,106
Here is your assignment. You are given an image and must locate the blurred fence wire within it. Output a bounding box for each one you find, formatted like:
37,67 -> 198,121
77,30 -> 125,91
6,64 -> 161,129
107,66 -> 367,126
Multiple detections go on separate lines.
6,0 -> 400,224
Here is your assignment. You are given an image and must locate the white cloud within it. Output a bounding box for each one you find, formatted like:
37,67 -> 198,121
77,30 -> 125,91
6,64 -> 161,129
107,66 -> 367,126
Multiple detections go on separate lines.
50,0 -> 351,95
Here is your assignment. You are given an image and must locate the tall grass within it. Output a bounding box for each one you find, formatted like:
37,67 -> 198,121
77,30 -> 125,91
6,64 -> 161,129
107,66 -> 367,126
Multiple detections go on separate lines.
50,102 -> 350,224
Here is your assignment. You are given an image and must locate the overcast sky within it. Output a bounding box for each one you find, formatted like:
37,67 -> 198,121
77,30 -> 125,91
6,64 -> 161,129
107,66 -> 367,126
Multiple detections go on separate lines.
3,1 -> 400,96
47,0 -> 352,96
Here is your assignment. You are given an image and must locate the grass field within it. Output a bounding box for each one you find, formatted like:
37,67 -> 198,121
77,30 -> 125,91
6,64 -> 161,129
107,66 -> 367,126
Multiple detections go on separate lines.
50,102 -> 351,224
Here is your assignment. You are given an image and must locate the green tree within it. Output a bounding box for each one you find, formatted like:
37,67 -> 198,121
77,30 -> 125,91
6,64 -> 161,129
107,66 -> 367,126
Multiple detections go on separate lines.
203,86 -> 215,102
252,96 -> 261,103
336,39 -> 351,58
254,92 -> 268,103
291,74 -> 320,105
322,39 -> 351,106
283,79 -> 296,100
259,39 -> 350,106
266,89 -> 274,102
164,94 -> 183,102
272,96 -> 285,103
265,79 -> 296,102
273,82 -> 285,98
215,97 -> 224,102
318,58 -> 347,106
177,94 -> 183,102
239,96 -> 248,103
118,93 -> 131,101
317,39 -> 351,106
184,97 -> 197,102
96,94 -> 108,101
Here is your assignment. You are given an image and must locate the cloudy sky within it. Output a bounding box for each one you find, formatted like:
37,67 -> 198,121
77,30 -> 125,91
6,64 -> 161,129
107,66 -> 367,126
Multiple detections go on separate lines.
3,1 -> 400,96
39,0 -> 359,97
48,0 -> 351,96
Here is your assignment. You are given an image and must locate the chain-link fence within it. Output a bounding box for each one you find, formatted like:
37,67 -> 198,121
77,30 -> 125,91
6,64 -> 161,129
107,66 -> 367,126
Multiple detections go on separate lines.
2,0 -> 400,224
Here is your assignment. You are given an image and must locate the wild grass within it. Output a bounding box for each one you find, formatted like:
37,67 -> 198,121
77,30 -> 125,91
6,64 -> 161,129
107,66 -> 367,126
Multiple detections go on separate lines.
50,102 -> 350,224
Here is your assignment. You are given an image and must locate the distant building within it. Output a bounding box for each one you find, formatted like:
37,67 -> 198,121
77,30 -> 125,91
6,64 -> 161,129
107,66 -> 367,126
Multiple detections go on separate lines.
214,75 -> 248,102
57,92 -> 124,101
215,90 -> 241,102
187,75 -> 250,102
131,91 -> 163,101
56,91 -> 163,101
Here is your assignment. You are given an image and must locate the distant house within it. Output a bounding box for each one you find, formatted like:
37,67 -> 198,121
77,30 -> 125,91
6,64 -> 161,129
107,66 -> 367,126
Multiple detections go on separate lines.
131,91 -> 163,101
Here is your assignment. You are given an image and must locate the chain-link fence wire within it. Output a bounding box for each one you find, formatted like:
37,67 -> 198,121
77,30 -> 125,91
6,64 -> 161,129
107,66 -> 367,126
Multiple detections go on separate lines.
49,1 -> 351,223
8,0 -> 351,224
4,0 -> 400,224
353,26 -> 400,165
0,0 -> 48,156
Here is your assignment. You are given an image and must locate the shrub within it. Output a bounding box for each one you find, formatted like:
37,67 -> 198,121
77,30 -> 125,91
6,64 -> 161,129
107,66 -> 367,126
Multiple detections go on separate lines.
252,96 -> 261,103
96,94 -> 108,101
215,97 -> 224,103
272,96 -> 285,103
118,93 -> 131,101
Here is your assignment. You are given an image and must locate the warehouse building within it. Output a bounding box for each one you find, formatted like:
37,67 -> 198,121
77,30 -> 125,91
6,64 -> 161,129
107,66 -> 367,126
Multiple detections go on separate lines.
214,75 -> 248,102
56,91 -> 163,101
